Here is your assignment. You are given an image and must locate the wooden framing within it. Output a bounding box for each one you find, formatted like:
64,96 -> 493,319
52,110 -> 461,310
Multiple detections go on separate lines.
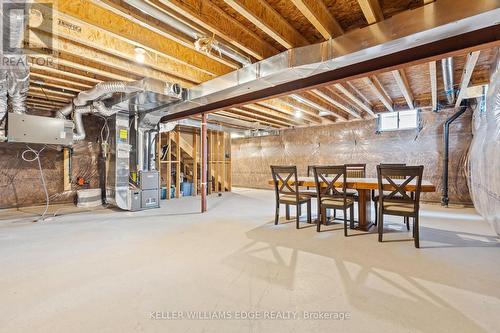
364,76 -> 394,112
44,0 -> 232,78
455,51 -> 481,108
392,69 -> 414,109
358,0 -> 384,25
155,0 -> 277,60
290,0 -> 343,40
223,0 -> 308,49
311,88 -> 360,119
158,126 -> 231,199
332,83 -> 376,118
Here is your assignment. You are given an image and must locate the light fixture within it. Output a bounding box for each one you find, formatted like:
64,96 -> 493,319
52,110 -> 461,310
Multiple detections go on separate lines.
294,110 -> 302,118
134,47 -> 146,63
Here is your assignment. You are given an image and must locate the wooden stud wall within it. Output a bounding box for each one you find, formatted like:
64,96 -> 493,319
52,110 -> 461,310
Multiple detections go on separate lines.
157,126 -> 231,199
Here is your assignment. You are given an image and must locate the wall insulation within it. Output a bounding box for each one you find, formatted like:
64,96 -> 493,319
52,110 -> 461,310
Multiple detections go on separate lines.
232,108 -> 472,204
0,116 -> 102,209
468,54 -> 500,235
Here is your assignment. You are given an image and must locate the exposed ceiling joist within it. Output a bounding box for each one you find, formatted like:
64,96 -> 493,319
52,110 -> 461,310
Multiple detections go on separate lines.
229,108 -> 290,127
293,93 -> 347,121
34,7 -> 204,85
216,111 -> 279,129
243,104 -> 305,126
358,0 -> 384,25
28,92 -> 72,103
332,83 -> 376,118
223,0 -> 308,49
31,64 -> 102,84
155,0 -> 277,60
95,0 -> 240,69
290,0 -> 343,40
364,76 -> 394,112
42,0 -> 231,79
30,72 -> 93,90
256,100 -> 319,124
311,89 -> 360,119
271,98 -> 327,124
392,69 -> 414,109
455,51 -> 481,107
429,61 -> 438,111
30,86 -> 76,99
32,30 -> 195,87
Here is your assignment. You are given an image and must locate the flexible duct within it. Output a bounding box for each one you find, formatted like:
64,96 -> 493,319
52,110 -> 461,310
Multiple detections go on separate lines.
0,70 -> 8,141
6,6 -> 30,114
73,106 -> 94,141
441,57 -> 455,105
73,81 -> 142,107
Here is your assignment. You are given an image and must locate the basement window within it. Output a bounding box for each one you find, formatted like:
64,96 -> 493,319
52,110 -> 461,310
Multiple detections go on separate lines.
378,109 -> 420,132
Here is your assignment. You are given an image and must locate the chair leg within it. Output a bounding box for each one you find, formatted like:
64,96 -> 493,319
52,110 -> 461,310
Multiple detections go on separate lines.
307,201 -> 312,224
378,208 -> 384,242
374,201 -> 378,226
298,205 -> 302,217
405,216 -> 410,230
296,204 -> 300,229
318,207 -> 325,232
412,218 -> 415,238
350,205 -> 354,230
285,204 -> 290,220
349,206 -> 355,229
275,202 -> 279,225
343,208 -> 348,237
414,216 -> 420,248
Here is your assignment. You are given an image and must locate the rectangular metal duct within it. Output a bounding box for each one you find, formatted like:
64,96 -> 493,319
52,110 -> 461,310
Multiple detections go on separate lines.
157,0 -> 499,121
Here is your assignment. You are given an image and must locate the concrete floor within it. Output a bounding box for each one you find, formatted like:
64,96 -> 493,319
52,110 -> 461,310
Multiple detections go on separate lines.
0,188 -> 499,333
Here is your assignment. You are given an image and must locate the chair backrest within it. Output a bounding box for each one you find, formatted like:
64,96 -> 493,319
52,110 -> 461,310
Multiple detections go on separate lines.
380,163 -> 406,179
313,165 -> 348,202
271,166 -> 299,199
377,165 -> 424,212
345,163 -> 366,178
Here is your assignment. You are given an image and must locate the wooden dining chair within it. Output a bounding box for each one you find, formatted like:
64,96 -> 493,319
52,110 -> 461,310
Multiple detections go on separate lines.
270,166 -> 312,229
376,165 -> 424,248
313,165 -> 354,236
345,163 -> 366,201
301,165 -> 318,197
372,163 -> 407,227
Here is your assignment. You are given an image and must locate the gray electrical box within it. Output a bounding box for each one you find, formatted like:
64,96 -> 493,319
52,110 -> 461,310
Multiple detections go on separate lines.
7,113 -> 74,146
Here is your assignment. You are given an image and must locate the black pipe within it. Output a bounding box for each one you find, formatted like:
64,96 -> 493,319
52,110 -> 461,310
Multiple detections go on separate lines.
441,103 -> 468,206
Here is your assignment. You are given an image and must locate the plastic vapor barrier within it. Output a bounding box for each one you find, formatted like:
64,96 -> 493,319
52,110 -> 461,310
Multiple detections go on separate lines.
468,52 -> 500,235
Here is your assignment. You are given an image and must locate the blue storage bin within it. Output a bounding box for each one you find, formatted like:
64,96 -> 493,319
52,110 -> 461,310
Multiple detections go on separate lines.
181,182 -> 193,196
161,187 -> 167,200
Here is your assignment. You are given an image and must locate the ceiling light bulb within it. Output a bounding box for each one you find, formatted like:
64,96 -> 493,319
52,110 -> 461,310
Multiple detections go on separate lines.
135,47 -> 146,63
294,111 -> 302,119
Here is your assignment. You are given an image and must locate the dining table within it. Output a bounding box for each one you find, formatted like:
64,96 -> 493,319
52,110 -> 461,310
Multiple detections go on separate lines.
268,177 -> 436,231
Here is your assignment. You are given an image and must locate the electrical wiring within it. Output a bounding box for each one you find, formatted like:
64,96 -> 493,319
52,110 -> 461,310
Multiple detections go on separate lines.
21,145 -> 49,222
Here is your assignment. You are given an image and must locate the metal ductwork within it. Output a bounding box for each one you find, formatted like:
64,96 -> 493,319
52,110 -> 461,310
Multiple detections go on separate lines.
154,0 -> 499,122
441,57 -> 455,105
122,0 -> 251,66
0,70 -> 8,141
0,5 -> 30,141
6,6 -> 30,115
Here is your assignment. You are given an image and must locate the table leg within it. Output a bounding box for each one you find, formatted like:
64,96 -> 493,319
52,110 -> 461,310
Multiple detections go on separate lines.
356,189 -> 373,231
